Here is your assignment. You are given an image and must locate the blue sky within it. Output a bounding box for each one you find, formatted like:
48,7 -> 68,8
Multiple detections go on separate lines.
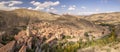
0,0 -> 120,15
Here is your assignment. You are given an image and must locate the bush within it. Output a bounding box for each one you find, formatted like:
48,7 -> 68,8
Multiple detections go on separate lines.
40,26 -> 117,52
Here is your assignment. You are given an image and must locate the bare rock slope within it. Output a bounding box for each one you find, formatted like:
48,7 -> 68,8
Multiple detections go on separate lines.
82,12 -> 120,25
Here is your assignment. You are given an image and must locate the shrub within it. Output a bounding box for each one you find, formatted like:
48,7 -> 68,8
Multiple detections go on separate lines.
84,32 -> 89,37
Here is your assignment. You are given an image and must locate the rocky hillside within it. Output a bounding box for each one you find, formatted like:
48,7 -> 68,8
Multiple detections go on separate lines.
12,9 -> 60,20
80,12 -> 120,25
0,9 -> 119,52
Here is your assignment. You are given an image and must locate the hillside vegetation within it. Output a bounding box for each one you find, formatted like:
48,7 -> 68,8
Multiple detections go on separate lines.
0,9 -> 120,52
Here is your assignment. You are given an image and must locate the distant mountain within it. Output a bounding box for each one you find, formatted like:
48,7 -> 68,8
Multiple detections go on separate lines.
81,12 -> 120,25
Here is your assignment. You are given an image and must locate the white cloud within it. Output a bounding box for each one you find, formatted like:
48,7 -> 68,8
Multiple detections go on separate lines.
66,12 -> 71,14
78,10 -> 117,15
0,1 -> 23,10
81,6 -> 86,9
95,8 -> 99,11
68,7 -> 75,10
8,1 -> 23,6
46,7 -> 58,13
106,11 -> 115,13
35,6 -> 44,10
0,4 -> 9,10
101,0 -> 108,3
73,5 -> 76,7
68,5 -> 76,11
9,7 -> 20,10
53,1 -> 60,5
78,12 -> 103,15
61,5 -> 66,9
30,1 -> 60,10
0,1 -> 9,5
28,7 -> 33,10
62,12 -> 72,15
61,5 -> 66,8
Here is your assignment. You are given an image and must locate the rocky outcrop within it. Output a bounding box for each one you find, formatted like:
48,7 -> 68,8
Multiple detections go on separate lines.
115,24 -> 120,38
14,30 -> 28,44
0,31 -> 5,42
18,44 -> 27,52
0,43 -> 3,48
0,41 -> 16,52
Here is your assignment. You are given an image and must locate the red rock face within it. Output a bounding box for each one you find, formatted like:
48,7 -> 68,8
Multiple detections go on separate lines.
14,31 -> 28,44
18,44 -> 27,52
0,43 -> 4,48
0,41 -> 16,52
